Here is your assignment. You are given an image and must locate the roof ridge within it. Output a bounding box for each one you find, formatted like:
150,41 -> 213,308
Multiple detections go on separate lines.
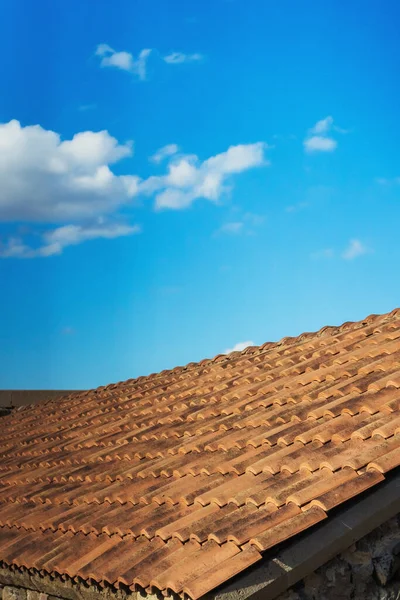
72,307 -> 400,399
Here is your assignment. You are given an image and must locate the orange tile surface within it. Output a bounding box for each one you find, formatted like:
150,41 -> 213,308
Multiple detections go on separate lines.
1,309 -> 400,598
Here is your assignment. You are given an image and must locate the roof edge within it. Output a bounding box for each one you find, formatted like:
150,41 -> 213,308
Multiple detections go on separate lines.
208,466 -> 400,600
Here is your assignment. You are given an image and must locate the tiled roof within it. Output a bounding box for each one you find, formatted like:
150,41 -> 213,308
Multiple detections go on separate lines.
1,309 -> 400,599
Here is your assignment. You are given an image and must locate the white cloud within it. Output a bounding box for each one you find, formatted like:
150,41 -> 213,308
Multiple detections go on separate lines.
0,119 -> 141,257
304,116 -> 347,153
95,44 -> 152,80
149,144 -> 179,163
310,116 -> 334,135
139,142 -> 268,210
0,120 -> 138,223
0,222 -> 139,258
342,239 -> 368,260
163,52 -> 203,64
304,136 -> 337,153
224,341 -> 254,354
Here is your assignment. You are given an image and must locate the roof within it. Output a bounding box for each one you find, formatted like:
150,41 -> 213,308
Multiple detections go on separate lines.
1,309 -> 400,599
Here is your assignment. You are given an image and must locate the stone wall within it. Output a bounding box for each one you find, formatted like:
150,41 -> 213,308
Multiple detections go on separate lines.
1,587 -> 61,600
0,572 -> 168,600
277,514 -> 400,600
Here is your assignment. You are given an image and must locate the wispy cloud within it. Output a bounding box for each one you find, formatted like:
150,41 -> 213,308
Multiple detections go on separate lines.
224,341 -> 254,354
140,142 -> 269,210
217,212 -> 265,236
304,116 -> 346,153
0,222 -> 139,259
163,52 -> 203,64
218,222 -> 244,234
342,239 -> 368,260
311,239 -> 369,261
310,116 -> 333,135
95,44 -> 152,80
149,144 -> 179,164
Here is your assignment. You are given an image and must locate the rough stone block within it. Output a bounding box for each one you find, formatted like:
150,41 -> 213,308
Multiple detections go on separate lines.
3,587 -> 27,600
373,551 -> 400,586
341,548 -> 371,566
26,591 -> 48,600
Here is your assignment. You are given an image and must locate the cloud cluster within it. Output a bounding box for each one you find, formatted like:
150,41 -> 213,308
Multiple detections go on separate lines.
95,44 -> 152,80
0,119 -> 141,257
141,143 -> 268,210
0,120 -> 269,257
304,116 -> 345,153
95,45 -> 204,80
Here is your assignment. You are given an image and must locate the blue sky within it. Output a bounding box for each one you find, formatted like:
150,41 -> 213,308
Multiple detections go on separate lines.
0,0 -> 399,389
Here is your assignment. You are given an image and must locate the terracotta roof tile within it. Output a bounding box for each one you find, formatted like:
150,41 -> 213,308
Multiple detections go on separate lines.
1,308 -> 400,598
249,505 -> 327,551
183,544 -> 262,599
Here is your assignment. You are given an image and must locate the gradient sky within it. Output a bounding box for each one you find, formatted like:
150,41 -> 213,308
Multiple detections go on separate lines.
0,0 -> 399,389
